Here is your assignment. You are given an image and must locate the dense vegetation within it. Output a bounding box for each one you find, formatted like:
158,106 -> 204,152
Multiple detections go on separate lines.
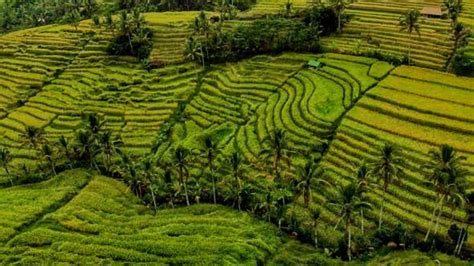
0,0 -> 473,264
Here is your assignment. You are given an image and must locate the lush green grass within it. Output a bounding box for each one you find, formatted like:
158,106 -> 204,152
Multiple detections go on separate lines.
319,65 -> 474,252
0,173 -> 311,264
320,0 -> 453,70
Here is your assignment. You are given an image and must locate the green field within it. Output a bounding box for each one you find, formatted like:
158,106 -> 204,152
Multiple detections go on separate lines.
0,0 -> 473,264
0,171 -> 302,264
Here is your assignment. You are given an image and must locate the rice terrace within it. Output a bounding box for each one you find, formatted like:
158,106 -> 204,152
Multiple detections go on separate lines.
0,0 -> 473,264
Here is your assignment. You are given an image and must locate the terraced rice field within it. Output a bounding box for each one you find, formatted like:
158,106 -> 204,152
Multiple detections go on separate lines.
145,12 -> 203,66
0,172 -> 290,264
0,18 -> 204,176
240,0 -> 312,18
154,53 -> 393,166
459,0 -> 474,62
321,0 -> 454,70
319,65 -> 474,251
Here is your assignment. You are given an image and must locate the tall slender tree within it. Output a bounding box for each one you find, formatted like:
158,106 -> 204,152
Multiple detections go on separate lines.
355,162 -> 371,233
260,129 -> 293,180
423,144 -> 467,241
172,146 -> 192,206
199,136 -> 221,204
0,147 -> 13,186
296,159 -> 330,208
372,143 -> 404,229
329,181 -> 372,261
399,9 -> 421,65
330,0 -> 352,32
41,144 -> 57,176
20,126 -> 46,151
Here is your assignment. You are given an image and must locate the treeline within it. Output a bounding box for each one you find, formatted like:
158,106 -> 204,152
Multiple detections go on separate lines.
185,6 -> 339,65
117,0 -> 256,12
0,114 -> 473,260
0,0 -> 255,33
0,0 -> 106,32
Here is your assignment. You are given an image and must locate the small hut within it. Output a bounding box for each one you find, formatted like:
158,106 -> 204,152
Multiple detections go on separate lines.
307,59 -> 322,69
420,6 -> 444,18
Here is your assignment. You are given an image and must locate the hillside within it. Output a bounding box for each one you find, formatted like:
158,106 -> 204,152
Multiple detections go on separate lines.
0,0 -> 473,264
0,171 -> 300,264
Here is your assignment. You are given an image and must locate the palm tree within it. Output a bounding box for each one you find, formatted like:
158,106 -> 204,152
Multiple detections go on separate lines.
141,159 -> 158,214
41,144 -> 57,176
284,0 -> 293,18
423,144 -> 467,241
312,208 -> 321,247
58,135 -> 73,168
172,146 -> 192,206
372,143 -> 404,229
98,130 -> 122,172
0,147 -> 13,185
355,162 -> 371,233
200,136 -> 221,204
399,9 -> 421,65
67,9 -> 81,31
20,126 -> 46,151
76,130 -> 99,170
296,159 -> 331,208
223,152 -> 248,210
444,0 -> 463,24
83,0 -> 97,17
260,129 -> 293,180
330,0 -> 352,32
85,113 -> 104,136
184,37 -> 205,67
329,181 -> 372,261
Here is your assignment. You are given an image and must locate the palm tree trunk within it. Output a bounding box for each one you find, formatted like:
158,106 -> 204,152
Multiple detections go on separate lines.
425,195 -> 442,241
454,220 -> 465,254
456,224 -> 469,256
347,221 -> 352,261
151,186 -> 157,215
408,33 -> 411,65
184,171 -> 190,206
212,174 -> 217,204
378,189 -> 386,230
361,209 -> 364,234
338,12 -> 341,32
5,166 -> 12,186
434,195 -> 445,235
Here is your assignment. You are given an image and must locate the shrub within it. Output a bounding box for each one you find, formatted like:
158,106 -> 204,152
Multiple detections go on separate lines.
450,49 -> 474,76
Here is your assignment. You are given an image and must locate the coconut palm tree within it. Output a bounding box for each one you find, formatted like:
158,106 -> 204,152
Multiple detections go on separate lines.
0,147 -> 13,185
423,144 -> 467,241
76,129 -> 99,170
85,113 -> 104,136
284,0 -> 293,18
329,181 -> 372,261
260,129 -> 294,180
330,0 -> 352,32
199,136 -> 221,204
312,208 -> 321,247
444,0 -> 463,24
20,126 -> 47,151
296,159 -> 331,208
41,144 -> 57,176
172,146 -> 192,206
58,135 -> 73,168
141,158 -> 158,214
185,37 -> 205,67
223,152 -> 248,210
98,130 -> 123,172
399,9 -> 421,65
371,143 -> 404,229
355,162 -> 371,233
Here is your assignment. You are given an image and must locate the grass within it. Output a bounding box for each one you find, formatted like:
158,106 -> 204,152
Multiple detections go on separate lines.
0,173 -> 310,264
319,0 -> 453,70
319,65 -> 474,252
